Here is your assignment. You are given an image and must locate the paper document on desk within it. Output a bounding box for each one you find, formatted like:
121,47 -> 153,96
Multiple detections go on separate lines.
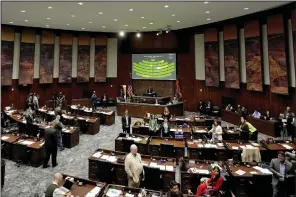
159,165 -> 165,170
227,130 -> 234,133
40,142 -> 45,146
197,169 -> 210,174
125,193 -> 134,197
282,144 -> 293,149
217,143 -> 224,147
232,146 -> 239,150
250,171 -> 258,174
197,144 -> 204,148
85,187 -> 101,197
253,166 -> 272,174
235,169 -> 246,175
246,145 -> 254,148
150,162 -> 158,167
1,136 -> 9,140
107,156 -> 117,163
170,128 -> 177,132
240,146 -> 246,149
134,138 -> 142,142
92,152 -> 102,158
100,155 -> 110,160
251,143 -> 260,146
166,165 -> 174,171
18,140 -> 34,145
143,163 -> 148,166
106,188 -> 122,197
176,118 -> 184,121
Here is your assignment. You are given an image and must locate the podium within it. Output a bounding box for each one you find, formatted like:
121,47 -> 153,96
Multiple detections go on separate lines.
143,92 -> 157,97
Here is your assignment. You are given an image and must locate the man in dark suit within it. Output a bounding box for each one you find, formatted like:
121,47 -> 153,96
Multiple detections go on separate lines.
102,93 -> 108,109
43,123 -> 61,168
147,86 -> 153,94
121,109 -> 131,134
197,100 -> 205,114
284,106 -> 291,119
269,151 -> 294,197
91,91 -> 97,111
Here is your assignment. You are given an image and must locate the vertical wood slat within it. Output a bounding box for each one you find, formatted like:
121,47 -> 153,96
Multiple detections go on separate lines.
94,35 -> 107,82
40,31 -> 55,84
77,35 -> 90,82
59,33 -> 73,83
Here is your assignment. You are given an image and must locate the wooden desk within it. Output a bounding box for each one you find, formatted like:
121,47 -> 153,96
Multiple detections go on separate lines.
221,110 -> 278,137
262,142 -> 296,160
132,125 -> 151,136
149,137 -> 185,159
191,126 -> 209,139
222,128 -> 240,140
1,133 -> 45,167
61,174 -> 106,197
88,149 -> 176,191
131,96 -> 171,104
170,125 -> 192,139
101,184 -> 162,197
187,140 -> 227,160
72,98 -> 91,108
115,133 -> 150,154
116,102 -> 184,118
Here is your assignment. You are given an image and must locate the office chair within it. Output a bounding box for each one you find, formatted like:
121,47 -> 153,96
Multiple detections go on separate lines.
122,139 -> 134,153
96,160 -> 115,184
240,131 -> 249,141
160,143 -> 174,158
143,166 -> 162,190
212,106 -> 221,117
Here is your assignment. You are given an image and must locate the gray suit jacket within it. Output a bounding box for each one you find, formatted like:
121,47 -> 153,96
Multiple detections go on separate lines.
269,158 -> 293,186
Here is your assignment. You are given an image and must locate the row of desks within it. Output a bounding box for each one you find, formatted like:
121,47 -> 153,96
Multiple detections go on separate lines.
114,133 -> 296,162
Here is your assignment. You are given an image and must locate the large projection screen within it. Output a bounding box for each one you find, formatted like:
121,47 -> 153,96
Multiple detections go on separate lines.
132,53 -> 176,80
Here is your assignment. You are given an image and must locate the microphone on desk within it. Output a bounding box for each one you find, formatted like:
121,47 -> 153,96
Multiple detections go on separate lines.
203,134 -> 209,141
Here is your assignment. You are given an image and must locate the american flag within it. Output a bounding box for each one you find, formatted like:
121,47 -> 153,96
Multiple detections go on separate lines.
175,78 -> 182,99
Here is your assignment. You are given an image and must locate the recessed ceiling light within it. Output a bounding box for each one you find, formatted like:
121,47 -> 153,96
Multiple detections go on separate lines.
89,21 -> 92,23
102,26 -> 106,28
46,17 -> 51,20
78,2 -> 83,5
125,24 -> 128,27
207,18 -> 211,20
143,27 -> 146,29
204,1 -> 209,4
66,24 -> 70,26
119,30 -> 125,37
9,22 -> 13,24
114,19 -> 118,21
24,20 -> 28,22
82,28 -> 85,30
164,5 -> 169,8
244,7 -> 249,10
71,14 -> 75,17
150,22 -> 153,25
48,6 -> 52,9
141,16 -> 144,19
136,32 -> 141,38
129,8 -> 133,11
21,10 -> 26,13
46,25 -> 49,27
205,11 -> 210,14
177,21 -> 180,23
98,12 -> 103,15
172,14 -> 175,16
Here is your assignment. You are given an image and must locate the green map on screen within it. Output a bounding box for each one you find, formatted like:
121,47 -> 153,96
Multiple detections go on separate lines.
132,53 -> 176,80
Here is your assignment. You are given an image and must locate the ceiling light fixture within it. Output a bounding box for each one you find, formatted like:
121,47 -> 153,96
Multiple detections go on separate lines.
244,7 -> 249,10
205,11 -> 210,14
150,22 -> 153,25
89,21 -> 92,23
21,10 -> 26,13
98,12 -> 103,15
24,20 -> 28,22
177,21 -> 180,23
172,14 -> 175,16
204,1 -> 209,4
125,24 -> 128,27
9,22 -> 13,24
164,5 -> 169,8
141,16 -> 144,19
156,30 -> 162,36
71,14 -> 75,17
143,27 -> 146,29
46,25 -> 49,27
119,30 -> 125,37
46,17 -> 51,20
102,25 -> 106,28
114,19 -> 118,21
82,28 -> 85,30
48,6 -> 52,9
66,24 -> 70,26
207,18 -> 211,20
136,31 -> 141,38
78,2 -> 83,5
129,8 -> 133,11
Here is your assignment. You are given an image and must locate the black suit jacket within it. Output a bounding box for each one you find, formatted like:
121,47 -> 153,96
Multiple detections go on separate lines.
147,87 -> 153,93
121,115 -> 131,129
44,127 -> 59,148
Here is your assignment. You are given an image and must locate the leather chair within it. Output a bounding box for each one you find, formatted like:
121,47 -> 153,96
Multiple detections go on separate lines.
143,166 -> 162,190
212,106 -> 221,116
160,143 -> 174,158
96,160 -> 115,184
240,131 -> 249,141
122,139 -> 134,153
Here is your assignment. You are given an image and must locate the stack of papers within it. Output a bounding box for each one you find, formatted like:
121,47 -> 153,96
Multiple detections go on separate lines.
92,152 -> 102,158
107,156 -> 117,163
240,146 -> 246,149
18,140 -> 35,145
251,142 -> 260,146
227,130 -> 234,133
100,155 -> 110,160
197,169 -> 210,174
282,144 -> 293,149
106,189 -> 122,197
250,171 -> 258,174
170,128 -> 177,132
158,165 -> 165,170
197,144 -> 204,148
149,162 -> 158,167
125,193 -> 134,197
1,136 -> 9,140
253,166 -> 273,174
166,165 -> 174,171
217,143 -> 224,147
133,138 -> 142,142
232,146 -> 239,150
85,187 -> 101,197
204,144 -> 217,148
246,145 -> 254,148
235,169 -> 246,175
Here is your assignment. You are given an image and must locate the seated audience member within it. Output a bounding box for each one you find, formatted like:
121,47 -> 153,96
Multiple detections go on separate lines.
160,118 -> 171,137
196,166 -> 223,196
121,109 -> 131,134
225,104 -> 231,111
119,89 -> 124,98
205,101 -> 212,115
197,100 -> 205,114
270,151 -> 294,197
252,110 -> 261,119
167,180 -> 183,197
287,112 -> 295,140
149,114 -> 158,136
241,106 -> 248,116
292,112 -> 296,140
102,93 -> 108,108
172,96 -> 178,104
45,173 -> 71,197
236,105 -> 242,114
285,150 -> 296,161
27,94 -> 34,110
162,107 -> 171,120
262,110 -> 272,120
230,106 -> 235,112
209,119 -> 223,142
90,91 -> 97,111
239,116 -> 257,140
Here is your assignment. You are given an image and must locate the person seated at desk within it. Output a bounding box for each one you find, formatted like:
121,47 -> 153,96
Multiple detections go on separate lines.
241,106 -> 248,116
90,91 -> 97,111
121,109 -> 131,134
149,114 -> 159,136
285,150 -> 296,161
45,173 -> 71,197
102,93 -> 108,108
261,110 -> 272,120
160,118 -> 171,137
205,101 -> 213,115
239,116 -> 257,140
196,166 -> 223,196
26,94 -> 34,110
225,104 -> 232,111
162,107 -> 172,120
236,105 -> 242,114
172,96 -> 178,104
252,110 -> 261,119
197,100 -> 205,114
166,180 -> 183,197
147,86 -> 153,94
270,151 -> 294,197
209,119 -> 223,142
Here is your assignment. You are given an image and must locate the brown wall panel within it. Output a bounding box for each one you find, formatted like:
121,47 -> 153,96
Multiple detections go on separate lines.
292,9 -> 296,80
1,26 -> 14,86
77,35 -> 90,83
59,33 -> 73,83
1,26 -> 15,41
94,36 -> 107,82
244,20 -> 263,92
267,14 -> 289,95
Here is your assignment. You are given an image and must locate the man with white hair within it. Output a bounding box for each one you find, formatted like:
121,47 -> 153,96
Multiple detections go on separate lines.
124,144 -> 143,188
45,173 -> 71,197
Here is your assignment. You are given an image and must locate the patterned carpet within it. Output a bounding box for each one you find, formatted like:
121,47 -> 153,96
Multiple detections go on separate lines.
1,108 -> 271,197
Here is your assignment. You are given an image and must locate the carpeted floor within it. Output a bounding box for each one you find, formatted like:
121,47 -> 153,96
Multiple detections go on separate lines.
1,109 -> 271,197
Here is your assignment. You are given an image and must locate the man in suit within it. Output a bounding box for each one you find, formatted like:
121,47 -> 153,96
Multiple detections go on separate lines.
121,109 -> 131,133
197,100 -> 205,114
102,93 -> 108,109
269,151 -> 294,197
284,106 -> 291,119
56,92 -> 65,108
90,91 -> 97,111
147,86 -> 153,94
43,123 -> 61,168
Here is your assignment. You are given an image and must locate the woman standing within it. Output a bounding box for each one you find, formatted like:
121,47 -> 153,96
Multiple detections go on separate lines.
162,107 -> 172,120
209,119 -> 223,141
160,118 -> 171,137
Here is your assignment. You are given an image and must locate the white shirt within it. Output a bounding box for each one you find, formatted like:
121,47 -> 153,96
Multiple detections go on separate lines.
125,116 -> 129,127
209,125 -> 223,141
